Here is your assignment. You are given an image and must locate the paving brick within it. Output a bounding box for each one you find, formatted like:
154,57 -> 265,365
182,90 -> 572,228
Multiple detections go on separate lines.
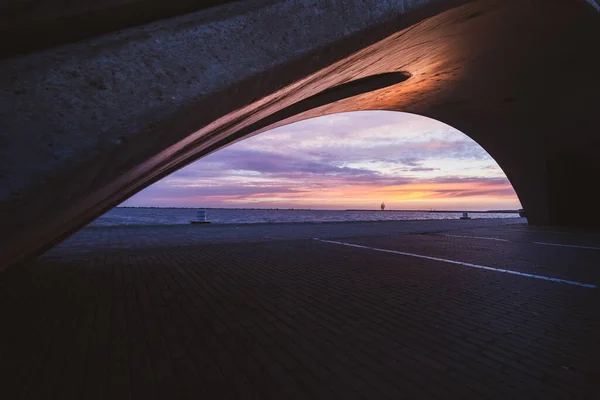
2,221 -> 600,398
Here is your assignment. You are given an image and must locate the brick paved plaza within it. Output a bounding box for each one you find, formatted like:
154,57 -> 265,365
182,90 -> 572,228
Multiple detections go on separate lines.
1,219 -> 599,399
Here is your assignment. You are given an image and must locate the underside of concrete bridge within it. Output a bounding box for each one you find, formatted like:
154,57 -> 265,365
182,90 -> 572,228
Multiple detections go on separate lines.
1,0 -> 600,270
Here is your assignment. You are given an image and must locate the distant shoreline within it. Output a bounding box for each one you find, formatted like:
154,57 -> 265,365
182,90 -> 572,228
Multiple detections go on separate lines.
117,206 -> 519,213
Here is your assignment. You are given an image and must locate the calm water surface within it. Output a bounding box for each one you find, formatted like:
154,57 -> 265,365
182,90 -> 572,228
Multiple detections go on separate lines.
89,208 -> 520,227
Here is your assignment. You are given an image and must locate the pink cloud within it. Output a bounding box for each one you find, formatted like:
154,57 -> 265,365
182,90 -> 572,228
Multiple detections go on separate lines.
122,111 -> 522,210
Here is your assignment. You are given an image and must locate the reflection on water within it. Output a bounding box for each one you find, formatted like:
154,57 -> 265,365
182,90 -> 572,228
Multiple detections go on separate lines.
89,207 -> 520,227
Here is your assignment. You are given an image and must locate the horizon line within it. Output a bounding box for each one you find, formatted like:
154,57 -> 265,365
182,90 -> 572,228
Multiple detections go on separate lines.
117,206 -> 520,213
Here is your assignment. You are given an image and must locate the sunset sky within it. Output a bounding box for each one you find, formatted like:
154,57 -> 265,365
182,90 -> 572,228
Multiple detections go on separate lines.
122,111 -> 522,210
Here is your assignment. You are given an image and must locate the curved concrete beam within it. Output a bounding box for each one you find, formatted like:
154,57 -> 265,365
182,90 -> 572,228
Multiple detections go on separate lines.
1,0 -> 600,270
0,0 -> 464,269
587,0 -> 600,12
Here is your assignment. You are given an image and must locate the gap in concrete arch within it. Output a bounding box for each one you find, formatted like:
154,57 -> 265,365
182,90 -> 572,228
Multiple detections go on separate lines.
91,111 -> 522,227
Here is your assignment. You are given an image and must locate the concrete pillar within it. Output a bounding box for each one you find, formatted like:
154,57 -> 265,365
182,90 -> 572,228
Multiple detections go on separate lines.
545,152 -> 600,226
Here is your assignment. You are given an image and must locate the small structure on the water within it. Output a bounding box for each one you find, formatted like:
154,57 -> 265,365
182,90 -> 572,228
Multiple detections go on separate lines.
190,209 -> 211,224
460,212 -> 471,220
381,202 -> 386,211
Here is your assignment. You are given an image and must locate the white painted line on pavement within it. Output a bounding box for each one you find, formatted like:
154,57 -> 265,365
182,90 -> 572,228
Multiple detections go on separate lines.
533,242 -> 600,251
439,234 -> 508,242
314,238 -> 597,289
439,233 -> 600,251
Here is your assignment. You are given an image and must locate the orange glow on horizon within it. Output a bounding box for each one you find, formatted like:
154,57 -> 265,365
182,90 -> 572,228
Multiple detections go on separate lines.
153,180 -> 519,211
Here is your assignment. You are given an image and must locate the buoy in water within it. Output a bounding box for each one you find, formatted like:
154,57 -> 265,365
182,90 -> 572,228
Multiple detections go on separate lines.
191,209 -> 211,224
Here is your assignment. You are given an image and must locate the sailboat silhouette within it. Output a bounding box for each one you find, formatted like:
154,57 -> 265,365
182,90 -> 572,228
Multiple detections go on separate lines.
381,202 -> 385,211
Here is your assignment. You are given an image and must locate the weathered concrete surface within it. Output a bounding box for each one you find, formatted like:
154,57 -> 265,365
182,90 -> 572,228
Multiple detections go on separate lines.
0,0 -> 241,58
587,0 -> 600,12
1,0 -> 600,270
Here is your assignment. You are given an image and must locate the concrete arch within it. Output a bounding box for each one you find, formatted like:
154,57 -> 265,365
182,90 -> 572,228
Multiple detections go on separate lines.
1,0 -> 600,270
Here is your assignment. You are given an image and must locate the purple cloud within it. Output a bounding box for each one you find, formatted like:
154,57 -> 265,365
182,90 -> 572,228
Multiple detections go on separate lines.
123,111 -> 521,209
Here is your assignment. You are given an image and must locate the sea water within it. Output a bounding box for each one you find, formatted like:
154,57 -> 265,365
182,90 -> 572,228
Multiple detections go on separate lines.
89,207 -> 520,227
